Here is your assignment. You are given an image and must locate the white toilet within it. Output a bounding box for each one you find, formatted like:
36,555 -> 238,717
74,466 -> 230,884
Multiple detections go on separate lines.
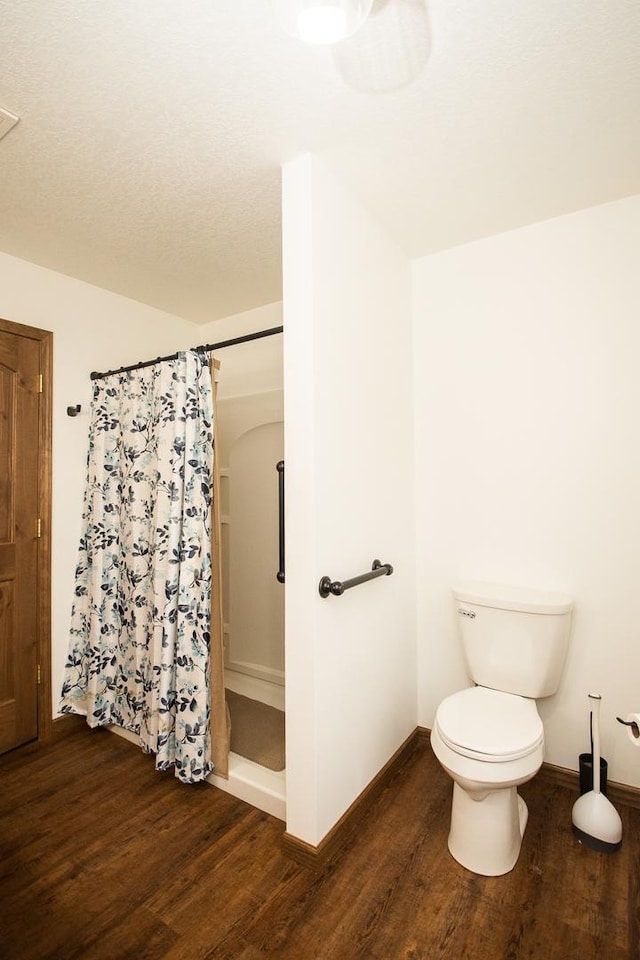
431,581 -> 573,877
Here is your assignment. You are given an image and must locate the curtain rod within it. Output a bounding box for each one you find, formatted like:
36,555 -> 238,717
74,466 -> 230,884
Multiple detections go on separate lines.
89,325 -> 284,381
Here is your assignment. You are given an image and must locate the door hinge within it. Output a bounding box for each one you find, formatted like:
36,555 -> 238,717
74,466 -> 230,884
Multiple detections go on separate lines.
36,518 -> 42,538
38,373 -> 43,393
37,664 -> 41,685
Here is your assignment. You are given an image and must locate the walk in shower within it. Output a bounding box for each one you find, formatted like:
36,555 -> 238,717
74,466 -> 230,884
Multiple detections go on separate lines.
207,340 -> 285,819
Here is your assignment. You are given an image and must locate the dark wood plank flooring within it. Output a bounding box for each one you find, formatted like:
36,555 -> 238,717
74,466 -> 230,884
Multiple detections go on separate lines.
0,722 -> 637,959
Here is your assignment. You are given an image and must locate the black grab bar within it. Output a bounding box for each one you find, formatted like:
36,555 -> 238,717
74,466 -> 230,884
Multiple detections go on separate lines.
319,559 -> 393,598
276,460 -> 285,584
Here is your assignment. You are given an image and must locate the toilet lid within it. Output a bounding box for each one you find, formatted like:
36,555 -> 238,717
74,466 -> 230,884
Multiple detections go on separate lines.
435,687 -> 544,762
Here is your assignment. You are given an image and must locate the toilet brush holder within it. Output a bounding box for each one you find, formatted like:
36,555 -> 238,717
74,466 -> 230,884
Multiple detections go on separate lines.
578,752 -> 608,797
572,693 -> 622,853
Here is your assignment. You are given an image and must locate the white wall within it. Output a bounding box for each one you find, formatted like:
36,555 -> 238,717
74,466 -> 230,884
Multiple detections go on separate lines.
0,251 -> 201,712
283,154 -> 417,845
413,194 -> 640,788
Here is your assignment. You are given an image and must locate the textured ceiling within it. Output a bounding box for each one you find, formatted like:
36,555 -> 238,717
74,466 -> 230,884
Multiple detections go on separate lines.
1,0 -> 639,324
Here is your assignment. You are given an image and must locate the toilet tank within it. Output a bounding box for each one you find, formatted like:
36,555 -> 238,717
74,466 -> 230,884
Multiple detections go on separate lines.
453,581 -> 573,699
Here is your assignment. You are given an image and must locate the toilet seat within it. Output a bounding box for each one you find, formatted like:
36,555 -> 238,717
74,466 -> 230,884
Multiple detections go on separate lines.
435,687 -> 543,763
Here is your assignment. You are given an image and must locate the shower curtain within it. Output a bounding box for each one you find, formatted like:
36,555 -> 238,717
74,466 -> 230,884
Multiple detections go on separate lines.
60,349 -> 228,783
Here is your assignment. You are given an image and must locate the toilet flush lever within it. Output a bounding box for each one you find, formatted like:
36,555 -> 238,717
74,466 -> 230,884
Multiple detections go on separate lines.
458,608 -> 476,619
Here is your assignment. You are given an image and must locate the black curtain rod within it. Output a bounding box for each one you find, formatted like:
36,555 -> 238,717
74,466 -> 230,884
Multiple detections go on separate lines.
89,325 -> 284,381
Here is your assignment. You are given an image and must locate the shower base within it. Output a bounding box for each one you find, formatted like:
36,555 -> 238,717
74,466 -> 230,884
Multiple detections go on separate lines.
208,751 -> 285,821
107,667 -> 285,821
209,668 -> 286,820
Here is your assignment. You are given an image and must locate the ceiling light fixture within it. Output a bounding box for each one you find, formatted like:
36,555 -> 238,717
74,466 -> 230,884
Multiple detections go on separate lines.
273,0 -> 374,45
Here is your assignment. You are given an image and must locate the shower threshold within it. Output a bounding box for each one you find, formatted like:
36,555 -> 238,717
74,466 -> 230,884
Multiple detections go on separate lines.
107,723 -> 286,821
208,753 -> 285,821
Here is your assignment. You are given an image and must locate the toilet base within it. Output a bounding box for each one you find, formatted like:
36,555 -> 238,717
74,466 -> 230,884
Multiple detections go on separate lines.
448,782 -> 528,876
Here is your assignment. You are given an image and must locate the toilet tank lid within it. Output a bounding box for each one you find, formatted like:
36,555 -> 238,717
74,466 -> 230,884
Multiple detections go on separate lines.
453,581 -> 573,615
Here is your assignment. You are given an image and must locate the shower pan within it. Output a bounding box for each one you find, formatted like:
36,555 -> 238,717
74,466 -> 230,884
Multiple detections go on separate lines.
209,387 -> 285,819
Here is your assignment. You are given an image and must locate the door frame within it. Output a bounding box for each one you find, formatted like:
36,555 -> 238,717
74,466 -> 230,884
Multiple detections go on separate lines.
0,317 -> 52,744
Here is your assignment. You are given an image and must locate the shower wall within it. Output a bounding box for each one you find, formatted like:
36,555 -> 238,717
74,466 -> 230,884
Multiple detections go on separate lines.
205,315 -> 285,818
217,389 -> 284,687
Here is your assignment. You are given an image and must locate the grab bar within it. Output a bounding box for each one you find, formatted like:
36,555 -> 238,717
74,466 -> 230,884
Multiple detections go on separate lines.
319,559 -> 393,598
276,460 -> 285,584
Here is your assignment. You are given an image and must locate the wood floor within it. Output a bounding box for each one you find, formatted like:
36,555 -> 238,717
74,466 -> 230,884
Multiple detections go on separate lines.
1,722 -> 638,960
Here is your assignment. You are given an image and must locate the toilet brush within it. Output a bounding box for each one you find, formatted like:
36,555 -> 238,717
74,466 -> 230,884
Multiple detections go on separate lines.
571,693 -> 622,852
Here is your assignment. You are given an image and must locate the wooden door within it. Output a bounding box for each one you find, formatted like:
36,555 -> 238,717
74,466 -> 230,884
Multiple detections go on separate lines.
0,327 -> 42,753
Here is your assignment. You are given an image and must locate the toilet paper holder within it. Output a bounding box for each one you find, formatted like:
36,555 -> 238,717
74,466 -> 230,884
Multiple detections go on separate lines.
616,715 -> 640,738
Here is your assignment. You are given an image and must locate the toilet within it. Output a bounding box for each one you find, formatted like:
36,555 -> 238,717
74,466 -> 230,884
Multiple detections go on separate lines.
431,581 -> 573,876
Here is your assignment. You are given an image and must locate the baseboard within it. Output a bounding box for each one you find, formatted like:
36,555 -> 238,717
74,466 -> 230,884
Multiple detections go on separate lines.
538,760 -> 640,810
282,725 -> 640,867
420,726 -> 640,810
282,728 -> 421,869
423,724 -> 640,810
46,714 -> 87,743
416,725 -> 431,743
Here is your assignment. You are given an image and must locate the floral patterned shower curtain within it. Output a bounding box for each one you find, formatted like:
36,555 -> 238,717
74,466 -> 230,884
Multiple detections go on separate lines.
60,349 -> 222,783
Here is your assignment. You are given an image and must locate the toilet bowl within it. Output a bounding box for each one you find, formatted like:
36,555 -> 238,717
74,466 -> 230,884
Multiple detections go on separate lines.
431,686 -> 544,876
